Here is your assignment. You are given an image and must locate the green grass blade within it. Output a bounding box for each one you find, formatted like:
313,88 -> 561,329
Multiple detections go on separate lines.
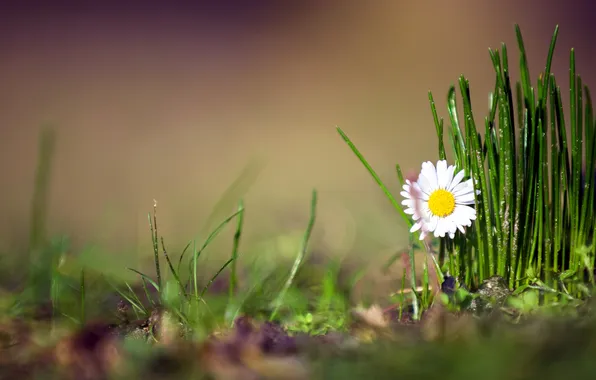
190,208 -> 244,299
161,237 -> 186,297
336,127 -> 412,229
105,277 -> 147,317
229,199 -> 245,300
459,76 -> 494,278
539,25 -> 559,103
200,257 -> 235,299
148,202 -> 162,291
429,91 -> 446,160
127,268 -> 160,293
270,189 -> 318,321
570,49 -> 582,271
447,87 -> 467,170
177,241 -> 192,276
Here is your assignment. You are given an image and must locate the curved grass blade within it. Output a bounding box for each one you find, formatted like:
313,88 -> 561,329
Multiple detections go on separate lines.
270,189 -> 318,321
229,199 -> 245,300
428,91 -> 446,160
200,257 -> 235,299
127,268 -> 160,293
190,208 -> 244,299
161,237 -> 186,296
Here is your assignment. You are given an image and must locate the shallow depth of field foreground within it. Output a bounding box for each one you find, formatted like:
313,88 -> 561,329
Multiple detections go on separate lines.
2,10 -> 596,380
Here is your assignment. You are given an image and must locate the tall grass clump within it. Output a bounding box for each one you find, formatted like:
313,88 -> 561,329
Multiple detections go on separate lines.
338,25 -> 595,299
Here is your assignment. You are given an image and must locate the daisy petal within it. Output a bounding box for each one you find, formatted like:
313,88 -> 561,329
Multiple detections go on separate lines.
410,222 -> 422,233
436,160 -> 449,189
455,192 -> 477,204
444,164 -> 455,189
420,161 -> 438,191
449,170 -> 465,191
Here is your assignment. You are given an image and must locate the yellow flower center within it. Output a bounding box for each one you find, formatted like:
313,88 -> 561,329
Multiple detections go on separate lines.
428,189 -> 456,217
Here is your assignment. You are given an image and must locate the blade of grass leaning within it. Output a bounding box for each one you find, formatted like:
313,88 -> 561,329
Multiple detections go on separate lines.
177,241 -> 192,277
270,189 -> 318,321
336,127 -> 412,229
396,164 -> 406,187
229,199 -> 245,301
124,281 -> 149,315
446,87 -> 468,171
127,268 -> 160,293
428,91 -> 446,160
105,277 -> 147,317
161,237 -> 186,297
200,257 -> 235,299
191,208 -> 244,300
140,277 -> 157,307
161,236 -> 186,295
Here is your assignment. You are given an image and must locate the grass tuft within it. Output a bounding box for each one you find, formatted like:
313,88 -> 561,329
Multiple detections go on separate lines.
338,24 -> 596,311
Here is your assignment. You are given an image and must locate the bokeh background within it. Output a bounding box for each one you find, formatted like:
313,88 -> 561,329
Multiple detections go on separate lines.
1,1 -> 595,278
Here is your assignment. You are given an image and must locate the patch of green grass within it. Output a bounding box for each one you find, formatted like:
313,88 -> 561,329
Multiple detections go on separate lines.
338,24 -> 596,313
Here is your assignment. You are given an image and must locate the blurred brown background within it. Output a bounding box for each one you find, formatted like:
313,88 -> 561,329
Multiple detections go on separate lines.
0,1 -> 595,274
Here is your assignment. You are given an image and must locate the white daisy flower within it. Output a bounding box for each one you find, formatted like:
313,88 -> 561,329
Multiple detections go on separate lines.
401,160 -> 479,240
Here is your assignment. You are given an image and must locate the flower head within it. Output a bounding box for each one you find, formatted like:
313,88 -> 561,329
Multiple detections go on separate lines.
401,160 -> 478,240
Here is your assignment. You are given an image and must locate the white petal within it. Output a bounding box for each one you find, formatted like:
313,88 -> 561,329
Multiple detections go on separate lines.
417,173 -> 432,195
449,169 -> 466,191
453,205 -> 477,224
410,222 -> 422,233
436,160 -> 449,189
455,192 -> 477,204
428,215 -> 439,232
444,164 -> 456,189
434,220 -> 446,238
420,161 -> 438,191
402,199 -> 414,206
411,181 -> 430,200
452,182 -> 474,196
